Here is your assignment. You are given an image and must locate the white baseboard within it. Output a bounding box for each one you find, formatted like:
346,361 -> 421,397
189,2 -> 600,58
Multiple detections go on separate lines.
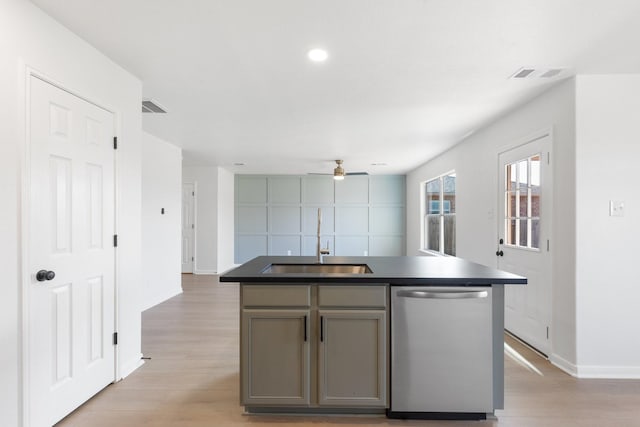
194,269 -> 218,275
216,264 -> 241,275
551,353 -> 640,379
193,264 -> 240,276
118,353 -> 144,380
141,288 -> 183,312
575,365 -> 640,379
549,353 -> 578,377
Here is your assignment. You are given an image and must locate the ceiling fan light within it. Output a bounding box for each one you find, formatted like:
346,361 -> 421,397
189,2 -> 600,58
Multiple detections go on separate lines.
333,160 -> 345,180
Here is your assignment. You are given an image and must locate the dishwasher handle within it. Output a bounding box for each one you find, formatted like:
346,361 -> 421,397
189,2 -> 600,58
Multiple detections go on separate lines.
397,289 -> 488,299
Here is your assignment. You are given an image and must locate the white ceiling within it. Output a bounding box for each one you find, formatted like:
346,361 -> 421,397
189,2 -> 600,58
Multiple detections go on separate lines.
30,0 -> 640,175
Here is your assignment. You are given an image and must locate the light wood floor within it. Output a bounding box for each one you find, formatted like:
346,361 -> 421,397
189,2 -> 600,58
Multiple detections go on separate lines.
58,274 -> 640,426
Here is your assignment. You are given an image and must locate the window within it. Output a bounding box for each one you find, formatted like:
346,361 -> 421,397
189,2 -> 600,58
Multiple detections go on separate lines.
422,172 -> 456,255
504,154 -> 540,250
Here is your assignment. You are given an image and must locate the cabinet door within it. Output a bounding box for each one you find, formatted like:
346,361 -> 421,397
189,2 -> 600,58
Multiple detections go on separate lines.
318,310 -> 388,407
241,309 -> 310,406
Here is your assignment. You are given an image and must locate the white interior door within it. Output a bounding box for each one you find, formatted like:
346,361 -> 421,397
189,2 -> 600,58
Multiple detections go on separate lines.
498,133 -> 552,355
182,183 -> 195,273
28,76 -> 116,426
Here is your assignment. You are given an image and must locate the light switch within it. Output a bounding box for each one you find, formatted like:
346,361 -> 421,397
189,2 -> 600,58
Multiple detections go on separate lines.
609,200 -> 625,217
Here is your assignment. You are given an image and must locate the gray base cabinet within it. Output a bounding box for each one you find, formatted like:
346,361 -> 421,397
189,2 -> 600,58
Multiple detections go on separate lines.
241,309 -> 310,406
318,310 -> 387,406
240,284 -> 389,410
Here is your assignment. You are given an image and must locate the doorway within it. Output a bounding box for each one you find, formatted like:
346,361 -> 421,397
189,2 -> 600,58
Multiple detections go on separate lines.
497,131 -> 552,355
26,75 -> 117,425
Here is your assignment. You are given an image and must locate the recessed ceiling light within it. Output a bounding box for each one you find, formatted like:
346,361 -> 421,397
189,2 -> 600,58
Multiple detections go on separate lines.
233,162 -> 245,166
307,48 -> 329,62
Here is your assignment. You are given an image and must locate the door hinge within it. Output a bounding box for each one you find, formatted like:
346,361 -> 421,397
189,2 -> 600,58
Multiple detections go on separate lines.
192,191 -> 195,196
191,224 -> 194,229
113,234 -> 118,247
546,326 -> 549,339
113,332 -> 118,345
547,152 -> 550,164
113,136 -> 118,150
547,239 -> 550,251
191,256 -> 194,261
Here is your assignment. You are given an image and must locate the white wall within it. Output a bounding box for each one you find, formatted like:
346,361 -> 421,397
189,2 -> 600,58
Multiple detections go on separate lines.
0,1 -> 143,425
0,5 -> 20,425
575,75 -> 640,377
142,132 -> 182,311
183,166 -> 219,273
407,79 -> 577,368
217,167 -> 236,273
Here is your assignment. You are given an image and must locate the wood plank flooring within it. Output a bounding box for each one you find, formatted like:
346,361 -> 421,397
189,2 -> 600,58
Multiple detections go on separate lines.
57,274 -> 640,426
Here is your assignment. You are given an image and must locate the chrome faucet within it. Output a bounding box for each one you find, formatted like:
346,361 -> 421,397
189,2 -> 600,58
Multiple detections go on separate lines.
316,208 -> 330,263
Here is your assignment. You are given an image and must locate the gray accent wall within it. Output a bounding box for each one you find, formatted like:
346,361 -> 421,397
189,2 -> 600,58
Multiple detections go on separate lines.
235,175 -> 406,263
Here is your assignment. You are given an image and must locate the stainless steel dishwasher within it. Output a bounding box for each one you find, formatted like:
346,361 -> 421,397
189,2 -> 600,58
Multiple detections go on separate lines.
388,286 -> 494,419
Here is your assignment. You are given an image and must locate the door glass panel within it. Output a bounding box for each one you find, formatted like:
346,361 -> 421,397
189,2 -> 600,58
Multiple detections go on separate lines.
531,155 -> 541,217
506,219 -> 516,245
506,164 -> 516,191
519,220 -> 528,247
531,219 -> 540,249
519,193 -> 528,217
507,192 -> 516,218
530,155 -> 540,187
518,160 -> 528,191
531,193 -> 540,217
504,153 -> 542,250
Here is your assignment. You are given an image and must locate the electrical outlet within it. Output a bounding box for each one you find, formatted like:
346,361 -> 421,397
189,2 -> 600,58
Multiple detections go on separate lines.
609,200 -> 625,217
287,250 -> 292,256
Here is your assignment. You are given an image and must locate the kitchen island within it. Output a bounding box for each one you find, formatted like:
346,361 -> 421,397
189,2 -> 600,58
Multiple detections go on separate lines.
220,255 -> 526,419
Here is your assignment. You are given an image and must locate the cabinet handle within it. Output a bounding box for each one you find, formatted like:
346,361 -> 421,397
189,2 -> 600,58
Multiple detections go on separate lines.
303,315 -> 307,342
320,316 -> 324,342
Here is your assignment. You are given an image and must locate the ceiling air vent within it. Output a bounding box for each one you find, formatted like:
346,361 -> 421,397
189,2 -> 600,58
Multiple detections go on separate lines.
142,99 -> 167,113
510,67 -> 566,80
539,68 -> 563,78
512,68 -> 536,79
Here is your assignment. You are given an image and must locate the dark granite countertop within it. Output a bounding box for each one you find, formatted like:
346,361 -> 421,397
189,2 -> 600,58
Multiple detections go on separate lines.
220,256 -> 527,286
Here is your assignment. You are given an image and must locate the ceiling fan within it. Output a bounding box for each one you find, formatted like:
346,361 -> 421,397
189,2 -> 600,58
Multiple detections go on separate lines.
310,160 -> 368,180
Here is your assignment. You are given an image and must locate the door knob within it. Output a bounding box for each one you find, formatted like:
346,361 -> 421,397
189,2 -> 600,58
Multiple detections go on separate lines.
36,270 -> 56,282
495,250 -> 504,257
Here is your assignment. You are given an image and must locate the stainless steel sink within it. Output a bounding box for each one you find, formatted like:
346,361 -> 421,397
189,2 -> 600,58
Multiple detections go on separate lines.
262,264 -> 372,274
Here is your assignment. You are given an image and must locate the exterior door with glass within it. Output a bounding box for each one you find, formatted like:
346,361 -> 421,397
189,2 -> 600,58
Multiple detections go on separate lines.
498,133 -> 552,355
